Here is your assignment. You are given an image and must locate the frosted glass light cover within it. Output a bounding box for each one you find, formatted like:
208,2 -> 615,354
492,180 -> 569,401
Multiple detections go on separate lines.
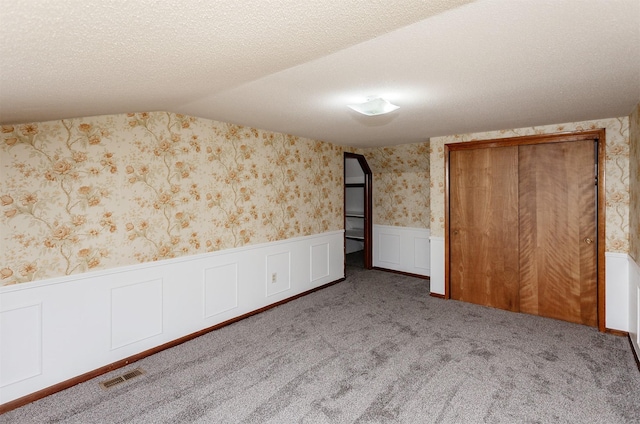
348,97 -> 399,116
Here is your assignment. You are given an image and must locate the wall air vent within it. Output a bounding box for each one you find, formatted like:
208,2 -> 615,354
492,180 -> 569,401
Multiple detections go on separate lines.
99,368 -> 145,389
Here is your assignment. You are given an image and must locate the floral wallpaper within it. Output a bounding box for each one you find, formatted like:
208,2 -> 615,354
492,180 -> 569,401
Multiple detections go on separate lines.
430,117 -> 630,253
354,142 -> 430,229
630,103 -> 640,263
0,112 -> 344,286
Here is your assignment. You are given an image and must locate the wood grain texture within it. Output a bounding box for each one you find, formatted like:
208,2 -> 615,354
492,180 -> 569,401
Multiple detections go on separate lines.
449,147 -> 519,311
597,132 -> 606,332
518,140 -> 597,326
446,129 -> 604,329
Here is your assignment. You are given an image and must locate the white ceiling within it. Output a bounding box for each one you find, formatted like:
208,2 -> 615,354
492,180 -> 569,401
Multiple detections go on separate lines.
1,0 -> 639,148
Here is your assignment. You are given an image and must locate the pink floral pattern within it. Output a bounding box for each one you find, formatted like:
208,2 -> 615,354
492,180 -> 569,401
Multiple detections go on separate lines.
1,112 -> 343,286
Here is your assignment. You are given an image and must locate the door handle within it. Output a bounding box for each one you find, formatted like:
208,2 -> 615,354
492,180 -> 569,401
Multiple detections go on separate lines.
584,237 -> 593,245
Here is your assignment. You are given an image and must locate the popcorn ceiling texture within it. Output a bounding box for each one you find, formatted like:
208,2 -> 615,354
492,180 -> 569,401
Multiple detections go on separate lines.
0,0 -> 474,127
2,1 -> 636,148
0,112 -> 344,286
430,117 -> 631,254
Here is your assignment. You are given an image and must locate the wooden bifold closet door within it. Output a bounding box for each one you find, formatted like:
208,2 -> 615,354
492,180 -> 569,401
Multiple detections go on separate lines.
449,138 -> 598,326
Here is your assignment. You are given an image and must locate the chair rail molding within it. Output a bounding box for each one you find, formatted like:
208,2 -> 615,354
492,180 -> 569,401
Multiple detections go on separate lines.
0,231 -> 344,405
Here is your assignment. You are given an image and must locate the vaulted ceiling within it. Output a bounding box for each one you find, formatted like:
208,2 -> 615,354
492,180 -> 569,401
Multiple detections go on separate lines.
1,0 -> 639,147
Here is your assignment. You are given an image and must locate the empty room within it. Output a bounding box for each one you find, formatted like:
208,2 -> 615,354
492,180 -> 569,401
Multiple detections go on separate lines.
1,1 -> 639,422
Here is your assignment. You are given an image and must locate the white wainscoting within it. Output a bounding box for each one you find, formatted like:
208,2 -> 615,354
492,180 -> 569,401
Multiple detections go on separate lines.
629,255 -> 640,358
111,279 -> 164,350
0,231 -> 344,405
429,241 -> 631,331
605,252 -> 630,332
429,236 -> 445,295
373,225 -> 430,277
0,303 -> 42,388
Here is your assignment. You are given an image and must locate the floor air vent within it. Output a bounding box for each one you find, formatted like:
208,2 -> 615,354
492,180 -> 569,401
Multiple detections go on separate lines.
100,368 -> 145,389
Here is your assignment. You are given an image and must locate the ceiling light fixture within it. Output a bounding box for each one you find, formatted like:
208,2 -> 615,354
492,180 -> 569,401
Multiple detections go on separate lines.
347,97 -> 399,116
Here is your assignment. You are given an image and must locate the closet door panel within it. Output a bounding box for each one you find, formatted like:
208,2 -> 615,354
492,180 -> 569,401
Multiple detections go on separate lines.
450,147 -> 520,311
518,140 -> 597,326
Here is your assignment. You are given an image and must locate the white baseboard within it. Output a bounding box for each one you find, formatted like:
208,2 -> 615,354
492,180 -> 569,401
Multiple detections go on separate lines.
373,225 -> 430,277
0,231 -> 344,405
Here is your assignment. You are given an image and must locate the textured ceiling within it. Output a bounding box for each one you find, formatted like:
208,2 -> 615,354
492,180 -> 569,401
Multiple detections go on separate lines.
1,0 -> 639,147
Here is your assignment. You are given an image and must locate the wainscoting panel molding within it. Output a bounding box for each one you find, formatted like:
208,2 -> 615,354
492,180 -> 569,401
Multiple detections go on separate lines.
377,232 -> 400,264
266,252 -> 291,297
204,263 -> 238,318
111,279 -> 163,350
0,230 -> 344,406
414,236 -> 430,272
310,243 -> 330,282
0,303 -> 42,388
373,225 -> 430,277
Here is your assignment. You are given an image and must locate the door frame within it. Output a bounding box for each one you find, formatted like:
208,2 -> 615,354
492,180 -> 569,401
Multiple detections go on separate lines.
444,129 -> 606,331
344,152 -> 373,270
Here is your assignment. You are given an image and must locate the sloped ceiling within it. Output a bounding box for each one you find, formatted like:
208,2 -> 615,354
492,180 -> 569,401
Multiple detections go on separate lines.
1,0 -> 639,147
